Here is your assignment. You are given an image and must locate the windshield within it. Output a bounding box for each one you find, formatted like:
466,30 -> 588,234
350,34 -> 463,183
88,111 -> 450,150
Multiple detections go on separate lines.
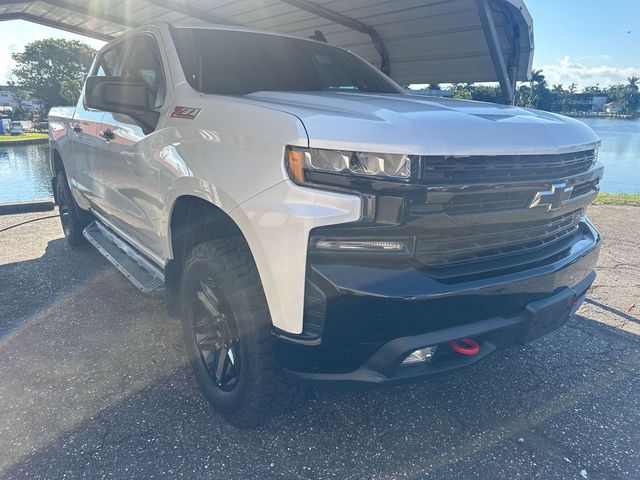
170,27 -> 404,95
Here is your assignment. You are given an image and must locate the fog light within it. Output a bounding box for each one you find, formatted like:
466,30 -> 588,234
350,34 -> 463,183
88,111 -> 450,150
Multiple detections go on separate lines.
401,346 -> 437,366
314,239 -> 406,252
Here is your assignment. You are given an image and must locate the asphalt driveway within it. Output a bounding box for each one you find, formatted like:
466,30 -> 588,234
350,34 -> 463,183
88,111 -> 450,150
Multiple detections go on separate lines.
0,205 -> 638,479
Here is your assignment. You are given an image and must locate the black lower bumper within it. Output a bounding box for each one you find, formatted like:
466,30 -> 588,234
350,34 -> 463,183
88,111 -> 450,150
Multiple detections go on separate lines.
275,220 -> 601,386
283,274 -> 592,386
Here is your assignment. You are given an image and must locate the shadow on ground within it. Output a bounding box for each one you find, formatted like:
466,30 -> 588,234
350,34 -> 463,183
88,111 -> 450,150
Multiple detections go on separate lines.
0,238 -> 103,337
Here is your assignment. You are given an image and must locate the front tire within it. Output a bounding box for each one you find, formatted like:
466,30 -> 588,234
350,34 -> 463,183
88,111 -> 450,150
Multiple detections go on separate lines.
181,238 -> 302,427
56,170 -> 90,246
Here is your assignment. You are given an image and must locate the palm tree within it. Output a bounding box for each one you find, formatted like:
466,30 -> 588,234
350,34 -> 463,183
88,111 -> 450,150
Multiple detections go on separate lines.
529,70 -> 547,108
628,76 -> 639,92
583,84 -> 603,95
530,70 -> 546,89
551,84 -> 565,94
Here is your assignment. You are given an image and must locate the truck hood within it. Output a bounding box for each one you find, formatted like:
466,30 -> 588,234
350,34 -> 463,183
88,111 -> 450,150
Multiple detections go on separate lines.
243,91 -> 599,156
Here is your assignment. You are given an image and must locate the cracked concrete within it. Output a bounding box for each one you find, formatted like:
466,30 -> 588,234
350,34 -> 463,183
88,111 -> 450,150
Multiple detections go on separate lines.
0,205 -> 638,479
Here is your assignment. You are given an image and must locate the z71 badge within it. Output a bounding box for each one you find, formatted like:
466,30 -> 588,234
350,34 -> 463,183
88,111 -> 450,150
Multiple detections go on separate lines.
170,106 -> 202,120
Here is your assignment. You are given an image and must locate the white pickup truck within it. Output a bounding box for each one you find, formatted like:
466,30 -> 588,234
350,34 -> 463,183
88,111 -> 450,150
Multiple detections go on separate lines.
49,23 -> 603,427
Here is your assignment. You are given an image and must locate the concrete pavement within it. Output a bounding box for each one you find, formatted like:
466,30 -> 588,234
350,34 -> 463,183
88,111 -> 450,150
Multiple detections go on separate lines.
0,206 -> 638,479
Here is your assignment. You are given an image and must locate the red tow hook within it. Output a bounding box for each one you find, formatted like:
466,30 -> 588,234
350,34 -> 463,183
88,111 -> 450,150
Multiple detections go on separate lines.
450,338 -> 480,356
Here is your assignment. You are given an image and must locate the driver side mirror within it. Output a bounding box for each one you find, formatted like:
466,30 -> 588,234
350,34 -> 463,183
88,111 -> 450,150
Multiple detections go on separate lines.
85,76 -> 159,133
85,76 -> 150,114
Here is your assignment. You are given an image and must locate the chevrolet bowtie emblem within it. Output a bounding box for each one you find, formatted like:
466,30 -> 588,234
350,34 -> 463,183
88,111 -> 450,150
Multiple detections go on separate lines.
529,183 -> 574,211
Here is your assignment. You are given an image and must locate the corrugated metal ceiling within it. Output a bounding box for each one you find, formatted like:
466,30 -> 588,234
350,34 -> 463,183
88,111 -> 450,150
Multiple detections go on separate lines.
0,0 -> 534,85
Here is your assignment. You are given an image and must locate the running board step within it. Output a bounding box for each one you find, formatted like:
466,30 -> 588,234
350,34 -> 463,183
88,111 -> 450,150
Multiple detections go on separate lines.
83,221 -> 165,297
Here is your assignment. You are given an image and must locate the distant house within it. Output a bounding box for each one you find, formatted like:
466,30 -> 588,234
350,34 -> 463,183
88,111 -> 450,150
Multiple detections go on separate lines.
591,96 -> 608,111
0,88 -> 12,106
549,93 -> 608,113
604,101 -> 623,114
0,85 -> 44,114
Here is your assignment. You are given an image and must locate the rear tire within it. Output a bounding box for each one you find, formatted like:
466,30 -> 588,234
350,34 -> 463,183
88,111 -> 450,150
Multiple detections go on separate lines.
56,170 -> 90,246
181,238 -> 303,428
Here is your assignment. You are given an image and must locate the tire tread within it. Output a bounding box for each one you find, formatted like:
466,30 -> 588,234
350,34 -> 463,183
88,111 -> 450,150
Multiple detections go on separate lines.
184,238 -> 302,427
56,170 -> 90,246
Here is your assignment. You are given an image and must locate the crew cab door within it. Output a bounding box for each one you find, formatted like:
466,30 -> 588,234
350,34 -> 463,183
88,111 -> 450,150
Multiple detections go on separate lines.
92,33 -> 167,257
68,46 -> 123,201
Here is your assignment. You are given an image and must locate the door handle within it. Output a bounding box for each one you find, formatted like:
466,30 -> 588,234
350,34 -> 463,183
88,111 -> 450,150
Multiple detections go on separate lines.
72,124 -> 82,134
99,129 -> 115,141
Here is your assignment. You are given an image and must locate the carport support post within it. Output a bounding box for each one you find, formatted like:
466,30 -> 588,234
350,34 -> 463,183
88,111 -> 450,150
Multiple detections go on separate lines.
476,0 -> 516,105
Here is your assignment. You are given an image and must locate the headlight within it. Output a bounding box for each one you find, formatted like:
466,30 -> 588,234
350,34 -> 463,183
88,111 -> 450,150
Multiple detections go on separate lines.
286,147 -> 413,187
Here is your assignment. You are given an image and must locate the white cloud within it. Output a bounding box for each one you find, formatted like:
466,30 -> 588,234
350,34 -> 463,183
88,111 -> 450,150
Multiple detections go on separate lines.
575,54 -> 613,62
538,56 -> 640,89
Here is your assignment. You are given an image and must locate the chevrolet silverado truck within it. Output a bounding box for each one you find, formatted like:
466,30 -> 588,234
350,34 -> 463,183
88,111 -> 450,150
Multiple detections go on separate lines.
49,24 -> 603,427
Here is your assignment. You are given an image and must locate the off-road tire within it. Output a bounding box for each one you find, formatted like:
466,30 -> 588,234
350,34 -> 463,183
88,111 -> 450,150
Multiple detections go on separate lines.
181,238 -> 303,427
56,170 -> 90,246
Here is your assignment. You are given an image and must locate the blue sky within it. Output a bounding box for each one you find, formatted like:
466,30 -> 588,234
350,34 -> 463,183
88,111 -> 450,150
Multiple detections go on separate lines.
0,0 -> 638,89
527,0 -> 639,88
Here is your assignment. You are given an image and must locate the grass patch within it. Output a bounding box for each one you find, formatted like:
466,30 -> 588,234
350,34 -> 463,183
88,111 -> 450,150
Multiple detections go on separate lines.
596,193 -> 640,206
0,132 -> 48,142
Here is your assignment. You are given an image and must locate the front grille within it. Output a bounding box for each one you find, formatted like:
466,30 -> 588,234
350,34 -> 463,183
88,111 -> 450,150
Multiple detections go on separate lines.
410,179 -> 599,216
571,181 -> 598,198
409,150 -> 599,279
421,149 -> 596,186
311,147 -> 600,286
436,191 -> 534,215
415,209 -> 585,281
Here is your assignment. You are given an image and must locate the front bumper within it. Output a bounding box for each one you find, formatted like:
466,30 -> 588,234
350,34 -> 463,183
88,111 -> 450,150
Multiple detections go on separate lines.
275,219 -> 600,386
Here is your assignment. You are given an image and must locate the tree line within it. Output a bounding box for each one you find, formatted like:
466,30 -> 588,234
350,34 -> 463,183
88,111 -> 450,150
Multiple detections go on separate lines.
439,70 -> 640,114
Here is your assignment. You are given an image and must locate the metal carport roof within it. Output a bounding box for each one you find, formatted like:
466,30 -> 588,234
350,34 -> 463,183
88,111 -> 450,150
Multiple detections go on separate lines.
0,0 -> 534,103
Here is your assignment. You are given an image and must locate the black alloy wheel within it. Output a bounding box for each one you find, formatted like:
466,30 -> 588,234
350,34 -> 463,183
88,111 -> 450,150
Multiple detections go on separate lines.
193,278 -> 241,392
